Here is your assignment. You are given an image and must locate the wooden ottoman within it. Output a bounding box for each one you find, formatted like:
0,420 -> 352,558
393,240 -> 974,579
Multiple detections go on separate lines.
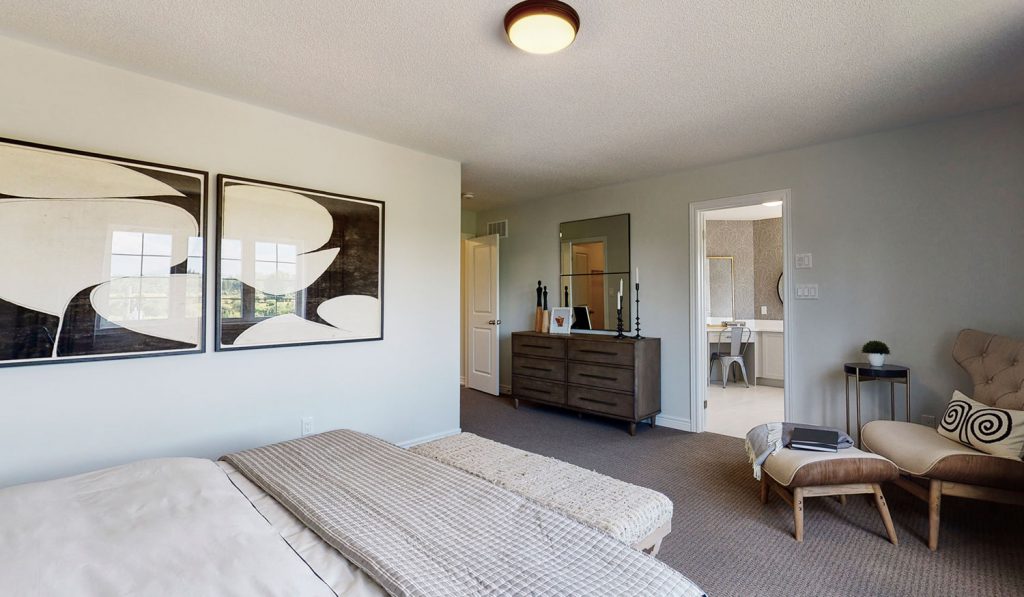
410,432 -> 673,554
760,447 -> 900,544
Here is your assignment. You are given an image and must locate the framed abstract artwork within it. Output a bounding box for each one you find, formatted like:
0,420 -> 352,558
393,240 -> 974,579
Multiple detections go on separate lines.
0,138 -> 207,367
215,175 -> 384,350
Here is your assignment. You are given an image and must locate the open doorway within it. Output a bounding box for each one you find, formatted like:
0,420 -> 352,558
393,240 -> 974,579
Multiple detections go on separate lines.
689,190 -> 792,437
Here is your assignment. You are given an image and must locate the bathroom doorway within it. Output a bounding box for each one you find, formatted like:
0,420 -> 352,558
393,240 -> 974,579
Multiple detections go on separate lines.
689,190 -> 792,437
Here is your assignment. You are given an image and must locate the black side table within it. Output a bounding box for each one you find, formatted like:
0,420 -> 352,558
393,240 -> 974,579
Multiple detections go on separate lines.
843,363 -> 911,443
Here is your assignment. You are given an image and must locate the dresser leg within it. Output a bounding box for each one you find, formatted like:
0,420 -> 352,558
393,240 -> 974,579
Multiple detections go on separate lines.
513,398 -> 519,409
649,416 -> 656,428
629,422 -> 637,436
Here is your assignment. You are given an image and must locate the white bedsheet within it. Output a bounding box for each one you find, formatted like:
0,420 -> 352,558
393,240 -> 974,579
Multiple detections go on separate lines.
219,460 -> 387,597
0,457 -> 340,596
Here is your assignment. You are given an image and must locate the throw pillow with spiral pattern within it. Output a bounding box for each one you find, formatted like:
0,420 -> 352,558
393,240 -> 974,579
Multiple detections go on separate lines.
938,391 -> 1024,460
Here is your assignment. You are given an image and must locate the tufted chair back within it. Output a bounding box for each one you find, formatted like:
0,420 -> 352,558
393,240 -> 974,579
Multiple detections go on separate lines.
952,329 -> 1024,409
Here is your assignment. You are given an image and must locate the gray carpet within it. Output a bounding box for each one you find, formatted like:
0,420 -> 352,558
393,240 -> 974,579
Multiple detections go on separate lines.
460,389 -> 1024,597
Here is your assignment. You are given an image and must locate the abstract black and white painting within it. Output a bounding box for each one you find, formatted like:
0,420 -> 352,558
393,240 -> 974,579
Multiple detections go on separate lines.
0,138 -> 207,367
216,176 -> 383,350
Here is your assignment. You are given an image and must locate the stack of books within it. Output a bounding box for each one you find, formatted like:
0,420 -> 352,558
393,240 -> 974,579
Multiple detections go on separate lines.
788,427 -> 839,452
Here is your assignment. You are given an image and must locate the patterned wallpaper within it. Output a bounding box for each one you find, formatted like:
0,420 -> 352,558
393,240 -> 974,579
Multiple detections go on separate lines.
706,220 -> 754,318
753,218 -> 784,320
706,218 -> 783,320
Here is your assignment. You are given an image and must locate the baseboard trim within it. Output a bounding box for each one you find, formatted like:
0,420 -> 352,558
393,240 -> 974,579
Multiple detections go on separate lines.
655,414 -> 693,432
459,376 -> 466,387
398,427 -> 462,448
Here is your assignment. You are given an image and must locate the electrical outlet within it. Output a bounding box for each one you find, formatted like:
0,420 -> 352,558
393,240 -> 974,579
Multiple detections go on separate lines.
760,305 -> 768,315
301,416 -> 314,437
920,414 -> 936,428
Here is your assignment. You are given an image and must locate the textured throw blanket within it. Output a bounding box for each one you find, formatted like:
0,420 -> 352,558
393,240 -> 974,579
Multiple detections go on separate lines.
223,430 -> 704,597
745,422 -> 854,480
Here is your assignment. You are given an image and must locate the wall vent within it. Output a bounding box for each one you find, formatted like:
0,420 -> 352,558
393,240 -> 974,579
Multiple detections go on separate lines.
487,220 -> 509,238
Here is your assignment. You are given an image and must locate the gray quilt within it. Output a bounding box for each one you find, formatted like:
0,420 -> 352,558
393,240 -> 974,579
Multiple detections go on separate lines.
223,430 -> 704,597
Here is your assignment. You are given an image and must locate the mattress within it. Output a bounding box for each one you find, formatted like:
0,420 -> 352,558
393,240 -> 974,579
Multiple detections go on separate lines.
0,457 -> 379,597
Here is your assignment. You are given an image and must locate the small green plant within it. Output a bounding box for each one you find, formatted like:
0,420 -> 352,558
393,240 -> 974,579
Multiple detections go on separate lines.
862,340 -> 890,355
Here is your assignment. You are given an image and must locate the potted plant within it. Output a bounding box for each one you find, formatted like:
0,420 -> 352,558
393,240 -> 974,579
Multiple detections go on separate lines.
862,340 -> 890,367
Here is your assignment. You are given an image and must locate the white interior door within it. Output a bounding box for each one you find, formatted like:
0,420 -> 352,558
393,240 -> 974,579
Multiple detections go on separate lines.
465,234 -> 500,395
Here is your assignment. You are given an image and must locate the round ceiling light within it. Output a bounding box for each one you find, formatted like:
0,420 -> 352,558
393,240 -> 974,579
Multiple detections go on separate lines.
504,1 -> 580,55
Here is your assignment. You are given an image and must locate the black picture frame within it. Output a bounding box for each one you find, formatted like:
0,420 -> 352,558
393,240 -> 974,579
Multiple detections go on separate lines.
0,137 -> 208,368
214,175 -> 385,351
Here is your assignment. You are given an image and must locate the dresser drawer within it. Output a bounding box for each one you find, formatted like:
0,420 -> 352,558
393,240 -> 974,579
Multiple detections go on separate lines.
512,334 -> 567,359
512,376 -> 566,406
569,339 -> 634,367
567,386 -> 634,419
512,355 -> 565,382
568,362 -> 634,392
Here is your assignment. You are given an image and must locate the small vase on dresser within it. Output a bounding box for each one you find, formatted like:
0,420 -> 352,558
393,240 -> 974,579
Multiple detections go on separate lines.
510,331 -> 661,435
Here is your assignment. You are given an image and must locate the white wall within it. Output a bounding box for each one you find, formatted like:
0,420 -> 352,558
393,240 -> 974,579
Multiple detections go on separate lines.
0,37 -> 462,487
479,104 -> 1024,431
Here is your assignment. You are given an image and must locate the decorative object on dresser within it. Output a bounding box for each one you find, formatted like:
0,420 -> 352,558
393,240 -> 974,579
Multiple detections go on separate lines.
511,331 -> 660,435
215,175 -> 383,350
633,267 -> 644,340
541,285 -> 550,333
549,307 -> 573,334
0,137 -> 207,367
534,280 -> 543,332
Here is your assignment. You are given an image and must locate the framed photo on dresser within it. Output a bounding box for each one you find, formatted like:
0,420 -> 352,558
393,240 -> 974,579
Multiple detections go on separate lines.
215,175 -> 384,351
0,137 -> 207,367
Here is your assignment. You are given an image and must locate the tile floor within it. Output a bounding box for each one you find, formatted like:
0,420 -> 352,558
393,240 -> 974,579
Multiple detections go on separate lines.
705,383 -> 784,438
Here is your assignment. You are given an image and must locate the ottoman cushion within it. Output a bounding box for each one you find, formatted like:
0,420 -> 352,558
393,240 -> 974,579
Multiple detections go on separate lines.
763,447 -> 898,488
410,432 -> 672,547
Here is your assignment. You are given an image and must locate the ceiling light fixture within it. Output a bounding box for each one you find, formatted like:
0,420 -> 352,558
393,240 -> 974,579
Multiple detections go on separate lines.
762,200 -> 783,207
504,0 -> 580,55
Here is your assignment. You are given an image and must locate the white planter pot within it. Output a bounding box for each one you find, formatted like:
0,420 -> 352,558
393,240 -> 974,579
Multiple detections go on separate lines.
867,353 -> 886,367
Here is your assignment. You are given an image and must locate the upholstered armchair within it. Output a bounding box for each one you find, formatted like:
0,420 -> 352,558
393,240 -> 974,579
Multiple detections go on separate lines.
862,329 -> 1024,550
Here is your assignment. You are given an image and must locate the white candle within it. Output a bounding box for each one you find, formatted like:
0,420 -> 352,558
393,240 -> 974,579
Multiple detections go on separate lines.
635,267 -> 639,285
619,278 -> 623,295
617,291 -> 622,309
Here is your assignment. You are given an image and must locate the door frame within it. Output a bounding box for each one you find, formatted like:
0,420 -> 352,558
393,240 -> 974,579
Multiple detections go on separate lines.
688,189 -> 793,432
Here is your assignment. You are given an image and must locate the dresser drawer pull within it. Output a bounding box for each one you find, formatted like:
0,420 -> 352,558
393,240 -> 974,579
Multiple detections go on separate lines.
522,344 -> 552,350
579,349 -> 618,356
524,387 -> 552,395
577,396 -> 617,406
522,365 -> 553,373
579,373 -> 619,381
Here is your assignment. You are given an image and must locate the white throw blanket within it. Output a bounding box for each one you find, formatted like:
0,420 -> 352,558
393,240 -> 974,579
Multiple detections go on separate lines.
745,422 -> 784,480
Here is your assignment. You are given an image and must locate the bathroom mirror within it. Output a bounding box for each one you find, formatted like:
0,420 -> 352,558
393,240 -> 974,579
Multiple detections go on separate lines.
707,256 -> 735,319
559,214 -> 630,332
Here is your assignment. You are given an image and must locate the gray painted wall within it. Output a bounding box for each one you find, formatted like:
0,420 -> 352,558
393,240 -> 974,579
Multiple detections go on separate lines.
0,37 -> 462,487
479,103 -> 1024,430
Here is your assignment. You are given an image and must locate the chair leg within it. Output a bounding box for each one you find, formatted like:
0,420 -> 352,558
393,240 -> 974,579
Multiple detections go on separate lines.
928,479 -> 942,551
793,487 -> 805,541
737,360 -> 750,388
760,475 -> 769,504
872,484 -> 899,545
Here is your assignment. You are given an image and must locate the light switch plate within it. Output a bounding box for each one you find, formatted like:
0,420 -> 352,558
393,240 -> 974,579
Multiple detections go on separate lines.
760,305 -> 768,315
795,284 -> 819,299
795,253 -> 813,269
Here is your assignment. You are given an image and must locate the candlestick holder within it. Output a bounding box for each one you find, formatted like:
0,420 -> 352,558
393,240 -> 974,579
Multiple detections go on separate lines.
633,282 -> 643,339
615,307 -> 626,338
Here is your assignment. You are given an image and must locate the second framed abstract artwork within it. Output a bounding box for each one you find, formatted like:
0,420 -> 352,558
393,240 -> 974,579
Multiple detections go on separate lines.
215,175 -> 384,350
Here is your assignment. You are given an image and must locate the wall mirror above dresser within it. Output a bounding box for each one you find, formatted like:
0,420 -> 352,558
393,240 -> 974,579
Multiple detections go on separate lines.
558,214 -> 630,332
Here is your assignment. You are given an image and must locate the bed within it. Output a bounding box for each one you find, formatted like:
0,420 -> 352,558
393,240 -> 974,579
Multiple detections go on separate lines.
0,430 -> 705,596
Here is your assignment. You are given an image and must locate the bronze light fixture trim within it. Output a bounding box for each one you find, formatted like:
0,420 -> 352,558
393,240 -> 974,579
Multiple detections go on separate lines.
504,0 -> 580,54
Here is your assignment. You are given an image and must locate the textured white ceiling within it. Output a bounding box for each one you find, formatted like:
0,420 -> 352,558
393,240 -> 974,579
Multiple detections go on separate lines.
1,1 -> 1022,210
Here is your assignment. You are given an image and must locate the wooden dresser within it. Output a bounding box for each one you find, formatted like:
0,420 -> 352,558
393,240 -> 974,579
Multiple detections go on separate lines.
510,331 -> 661,435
